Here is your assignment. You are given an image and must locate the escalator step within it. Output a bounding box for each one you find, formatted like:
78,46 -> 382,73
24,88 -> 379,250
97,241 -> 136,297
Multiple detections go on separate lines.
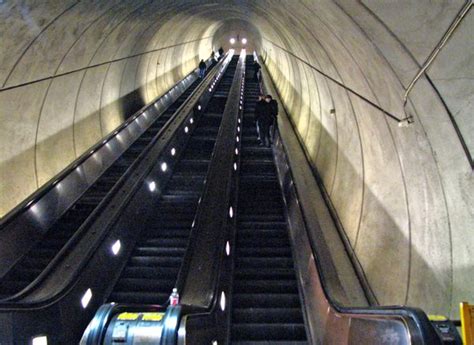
231,324 -> 306,341
233,293 -> 301,308
233,308 -> 304,323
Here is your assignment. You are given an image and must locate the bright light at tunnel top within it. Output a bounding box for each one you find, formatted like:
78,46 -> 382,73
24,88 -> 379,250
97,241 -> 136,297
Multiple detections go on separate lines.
230,37 -> 236,45
242,38 -> 247,45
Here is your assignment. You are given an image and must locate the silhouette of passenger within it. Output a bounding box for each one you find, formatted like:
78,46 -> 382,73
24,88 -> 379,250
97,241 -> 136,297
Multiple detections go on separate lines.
265,95 -> 278,143
199,59 -> 206,78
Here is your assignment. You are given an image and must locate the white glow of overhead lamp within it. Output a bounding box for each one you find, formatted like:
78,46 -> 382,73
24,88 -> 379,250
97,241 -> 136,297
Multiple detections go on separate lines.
192,220 -> 196,227
185,126 -> 189,133
234,162 -> 237,171
111,240 -> 121,255
226,241 -> 231,256
103,139 -> 107,144
242,38 -> 247,44
148,181 -> 157,192
81,288 -> 93,308
229,38 -> 236,45
238,118 -> 241,124
190,118 -> 194,124
171,148 -> 176,156
220,291 -> 226,311
198,104 -> 202,111
235,148 -> 239,155
32,336 -> 48,345
236,136 -> 240,143
237,126 -> 241,132
239,106 -> 242,110
209,88 -> 212,92
212,341 -> 218,345
161,162 -> 168,172
229,206 -> 234,218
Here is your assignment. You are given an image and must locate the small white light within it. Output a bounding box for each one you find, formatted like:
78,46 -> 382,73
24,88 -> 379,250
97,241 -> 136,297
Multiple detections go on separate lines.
81,288 -> 92,308
238,118 -> 241,123
161,162 -> 168,172
198,105 -> 202,111
239,106 -> 242,110
103,139 -> 107,144
111,240 -> 121,255
209,88 -> 212,92
229,206 -> 234,218
212,341 -> 218,345
236,136 -> 240,142
226,241 -> 231,256
32,336 -> 48,345
171,148 -> 176,156
192,220 -> 195,227
235,148 -> 239,155
230,38 -> 236,44
185,126 -> 189,133
242,38 -> 247,44
237,126 -> 240,133
234,163 -> 237,171
190,118 -> 194,124
149,181 -> 157,192
220,291 -> 226,311
90,150 -> 94,154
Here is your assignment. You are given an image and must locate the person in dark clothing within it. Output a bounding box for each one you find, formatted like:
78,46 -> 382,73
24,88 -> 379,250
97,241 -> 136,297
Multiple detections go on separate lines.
253,61 -> 261,82
265,95 -> 278,142
210,51 -> 217,66
254,95 -> 266,144
255,95 -> 272,147
199,59 -> 206,78
218,47 -> 224,60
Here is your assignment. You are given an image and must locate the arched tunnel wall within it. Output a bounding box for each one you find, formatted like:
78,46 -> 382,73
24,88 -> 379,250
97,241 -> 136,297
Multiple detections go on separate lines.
0,0 -> 217,217
0,0 -> 472,319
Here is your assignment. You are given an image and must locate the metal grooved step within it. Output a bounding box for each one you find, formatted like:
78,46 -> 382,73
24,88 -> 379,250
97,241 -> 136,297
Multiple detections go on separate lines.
230,55 -> 308,345
107,56 -> 241,305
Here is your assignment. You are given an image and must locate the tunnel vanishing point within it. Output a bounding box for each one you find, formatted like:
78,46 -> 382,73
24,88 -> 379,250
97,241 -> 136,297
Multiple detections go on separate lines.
0,0 -> 473,333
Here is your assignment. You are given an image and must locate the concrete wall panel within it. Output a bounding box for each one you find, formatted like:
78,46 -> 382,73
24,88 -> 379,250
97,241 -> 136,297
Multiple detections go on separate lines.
36,73 -> 81,186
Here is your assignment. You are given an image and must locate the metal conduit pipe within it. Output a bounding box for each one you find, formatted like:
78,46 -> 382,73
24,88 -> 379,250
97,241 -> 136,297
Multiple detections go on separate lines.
402,0 -> 473,119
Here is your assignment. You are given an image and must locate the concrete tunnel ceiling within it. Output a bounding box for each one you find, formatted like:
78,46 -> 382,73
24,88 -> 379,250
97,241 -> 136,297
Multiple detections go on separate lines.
0,0 -> 472,319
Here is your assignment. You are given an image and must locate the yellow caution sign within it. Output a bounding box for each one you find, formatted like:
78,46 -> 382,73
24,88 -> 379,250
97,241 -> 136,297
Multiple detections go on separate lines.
117,312 -> 140,321
142,312 -> 165,322
461,302 -> 474,345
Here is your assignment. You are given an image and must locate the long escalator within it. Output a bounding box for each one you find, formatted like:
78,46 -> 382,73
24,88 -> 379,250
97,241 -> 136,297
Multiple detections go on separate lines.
230,56 -> 308,344
0,70 -> 211,301
107,56 -> 240,304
